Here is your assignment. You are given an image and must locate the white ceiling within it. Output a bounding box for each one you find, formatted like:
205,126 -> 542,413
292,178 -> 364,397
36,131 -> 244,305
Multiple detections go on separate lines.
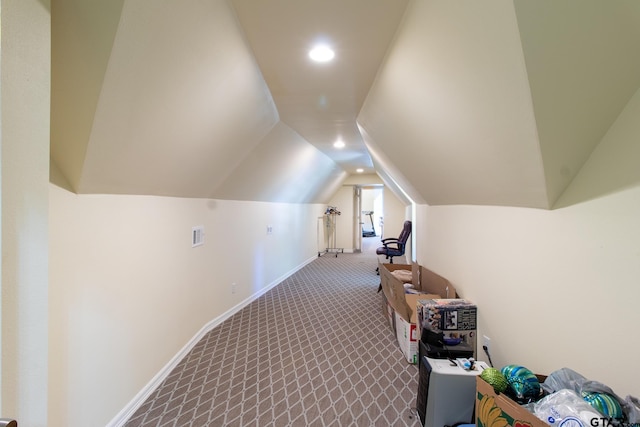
230,0 -> 409,175
50,0 -> 640,208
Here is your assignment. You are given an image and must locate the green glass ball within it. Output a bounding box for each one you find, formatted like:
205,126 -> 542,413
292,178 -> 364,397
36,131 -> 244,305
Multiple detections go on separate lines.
481,367 -> 508,393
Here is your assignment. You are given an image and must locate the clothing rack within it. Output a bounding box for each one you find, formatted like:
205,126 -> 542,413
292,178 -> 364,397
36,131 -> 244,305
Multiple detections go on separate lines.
317,207 -> 344,257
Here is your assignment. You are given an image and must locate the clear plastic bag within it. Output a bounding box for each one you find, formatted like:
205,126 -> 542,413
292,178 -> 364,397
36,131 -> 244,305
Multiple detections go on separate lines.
624,395 -> 640,423
533,389 -> 602,427
541,368 -> 638,423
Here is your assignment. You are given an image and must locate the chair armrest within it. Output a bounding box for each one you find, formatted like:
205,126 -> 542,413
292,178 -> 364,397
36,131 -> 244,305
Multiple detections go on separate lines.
381,240 -> 403,249
381,238 -> 399,244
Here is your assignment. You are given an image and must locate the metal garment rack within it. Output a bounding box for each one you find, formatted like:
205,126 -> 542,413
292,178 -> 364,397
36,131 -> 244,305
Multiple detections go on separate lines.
317,213 -> 344,257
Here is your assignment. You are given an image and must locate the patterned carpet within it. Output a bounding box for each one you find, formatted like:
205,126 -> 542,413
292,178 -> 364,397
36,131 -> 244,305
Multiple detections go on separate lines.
124,238 -> 420,426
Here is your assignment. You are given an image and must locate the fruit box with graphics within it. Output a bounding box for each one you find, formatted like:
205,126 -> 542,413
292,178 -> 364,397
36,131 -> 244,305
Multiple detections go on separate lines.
476,375 -> 547,427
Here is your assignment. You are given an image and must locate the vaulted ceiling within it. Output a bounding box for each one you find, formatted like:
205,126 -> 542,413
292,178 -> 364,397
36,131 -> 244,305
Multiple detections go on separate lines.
51,0 -> 640,209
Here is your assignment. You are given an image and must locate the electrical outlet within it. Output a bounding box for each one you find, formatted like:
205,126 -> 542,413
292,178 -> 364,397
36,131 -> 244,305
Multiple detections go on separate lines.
483,335 -> 491,352
267,225 -> 273,235
232,282 -> 236,294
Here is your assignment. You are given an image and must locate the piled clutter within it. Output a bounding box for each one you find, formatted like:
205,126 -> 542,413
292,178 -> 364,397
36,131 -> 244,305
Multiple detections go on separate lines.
378,262 -> 640,427
417,298 -> 477,359
379,261 -> 472,364
477,364 -> 640,427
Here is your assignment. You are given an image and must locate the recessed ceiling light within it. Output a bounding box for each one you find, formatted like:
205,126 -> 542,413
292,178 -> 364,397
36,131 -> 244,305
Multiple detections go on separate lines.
333,139 -> 345,148
356,168 -> 364,173
309,45 -> 335,62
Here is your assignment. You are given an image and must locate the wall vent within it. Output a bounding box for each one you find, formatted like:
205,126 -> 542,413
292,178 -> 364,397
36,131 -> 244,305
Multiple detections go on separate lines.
192,226 -> 205,247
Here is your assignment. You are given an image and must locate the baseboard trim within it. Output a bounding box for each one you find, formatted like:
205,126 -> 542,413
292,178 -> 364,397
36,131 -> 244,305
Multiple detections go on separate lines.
106,255 -> 317,427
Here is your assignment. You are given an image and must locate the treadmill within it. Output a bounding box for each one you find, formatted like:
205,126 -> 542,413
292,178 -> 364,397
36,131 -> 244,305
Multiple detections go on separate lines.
362,211 -> 376,237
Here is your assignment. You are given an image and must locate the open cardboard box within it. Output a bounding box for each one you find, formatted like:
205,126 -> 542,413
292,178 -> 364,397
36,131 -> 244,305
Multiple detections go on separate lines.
380,291 -> 395,332
378,261 -> 458,324
416,265 -> 458,299
378,261 -> 458,363
476,375 -> 548,427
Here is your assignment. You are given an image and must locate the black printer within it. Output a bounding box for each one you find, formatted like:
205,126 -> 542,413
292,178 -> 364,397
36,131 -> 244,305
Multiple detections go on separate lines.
419,328 -> 474,360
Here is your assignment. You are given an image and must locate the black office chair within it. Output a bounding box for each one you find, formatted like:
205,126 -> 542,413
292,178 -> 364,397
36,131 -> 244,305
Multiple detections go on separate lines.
376,220 -> 411,264
375,220 -> 412,284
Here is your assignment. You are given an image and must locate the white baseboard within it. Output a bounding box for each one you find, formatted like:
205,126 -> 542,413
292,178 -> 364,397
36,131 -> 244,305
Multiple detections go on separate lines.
106,255 -> 316,427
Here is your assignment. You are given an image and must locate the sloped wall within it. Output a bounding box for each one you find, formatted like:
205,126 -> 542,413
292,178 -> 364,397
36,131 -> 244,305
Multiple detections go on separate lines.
359,0 -> 548,208
361,0 -> 640,209
77,0 -> 279,197
212,122 -> 347,203
51,0 -> 125,190
514,0 -> 640,204
52,0 -> 346,204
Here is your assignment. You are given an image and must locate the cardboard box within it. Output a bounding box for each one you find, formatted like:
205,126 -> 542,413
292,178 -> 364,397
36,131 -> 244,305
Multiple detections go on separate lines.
417,298 -> 478,358
476,376 -> 547,427
394,310 -> 417,363
379,262 -> 449,363
378,262 -> 416,323
378,262 -> 454,324
380,291 -> 396,333
416,265 -> 458,299
393,293 -> 437,363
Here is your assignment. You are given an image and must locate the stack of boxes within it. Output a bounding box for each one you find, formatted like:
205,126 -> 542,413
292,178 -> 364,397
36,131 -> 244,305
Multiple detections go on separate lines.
379,261 -> 478,363
379,261 -> 467,363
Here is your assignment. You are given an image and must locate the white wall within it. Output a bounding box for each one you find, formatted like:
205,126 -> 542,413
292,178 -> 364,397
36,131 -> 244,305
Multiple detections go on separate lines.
419,189 -> 640,397
361,188 -> 378,213
327,184 -> 409,254
416,88 -> 640,398
381,187 -> 412,263
326,184 -> 409,260
49,186 -> 323,427
361,187 -> 382,236
325,186 -> 353,253
1,0 -> 51,424
383,187 -> 409,240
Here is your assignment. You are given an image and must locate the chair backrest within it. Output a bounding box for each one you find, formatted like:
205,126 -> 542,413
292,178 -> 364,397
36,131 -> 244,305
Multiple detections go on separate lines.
397,220 -> 412,245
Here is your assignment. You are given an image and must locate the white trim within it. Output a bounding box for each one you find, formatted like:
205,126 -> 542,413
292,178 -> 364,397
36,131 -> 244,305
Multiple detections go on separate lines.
106,255 -> 317,427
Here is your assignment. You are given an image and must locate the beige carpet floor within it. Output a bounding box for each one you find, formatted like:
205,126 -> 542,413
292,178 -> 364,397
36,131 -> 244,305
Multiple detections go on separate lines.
123,236 -> 419,426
